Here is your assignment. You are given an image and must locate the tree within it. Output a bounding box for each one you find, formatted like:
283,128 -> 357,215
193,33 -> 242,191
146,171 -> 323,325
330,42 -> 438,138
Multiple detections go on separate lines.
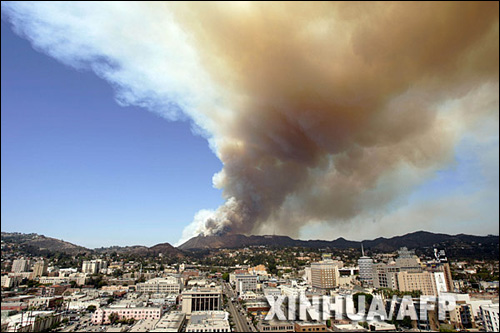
87,305 -> 97,313
353,293 -> 373,314
222,272 -> 230,282
108,312 -> 119,324
112,269 -> 123,278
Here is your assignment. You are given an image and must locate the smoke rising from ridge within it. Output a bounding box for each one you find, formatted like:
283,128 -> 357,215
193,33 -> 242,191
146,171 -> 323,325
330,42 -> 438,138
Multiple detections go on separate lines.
2,2 -> 498,244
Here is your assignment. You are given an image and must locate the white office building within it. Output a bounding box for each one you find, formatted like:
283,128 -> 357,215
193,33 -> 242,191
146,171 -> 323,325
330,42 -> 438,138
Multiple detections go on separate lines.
136,277 -> 180,295
234,274 -> 258,294
481,304 -> 499,332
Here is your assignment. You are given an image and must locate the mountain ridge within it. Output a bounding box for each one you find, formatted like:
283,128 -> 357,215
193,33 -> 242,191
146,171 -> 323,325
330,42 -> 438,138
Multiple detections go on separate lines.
2,231 -> 498,259
178,230 -> 499,255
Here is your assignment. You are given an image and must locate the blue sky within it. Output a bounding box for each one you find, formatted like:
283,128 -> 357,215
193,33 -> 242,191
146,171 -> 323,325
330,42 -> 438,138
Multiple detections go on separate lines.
1,3 -> 498,248
1,21 -> 224,248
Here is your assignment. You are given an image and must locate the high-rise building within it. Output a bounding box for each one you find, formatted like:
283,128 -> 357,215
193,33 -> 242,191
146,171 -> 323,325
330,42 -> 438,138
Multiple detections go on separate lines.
358,244 -> 374,286
82,259 -> 108,274
310,260 -> 340,290
33,260 -> 48,277
481,304 -> 499,332
397,271 -> 438,296
425,249 -> 453,292
372,263 -> 400,289
395,247 -> 422,273
181,287 -> 222,316
12,259 -> 29,273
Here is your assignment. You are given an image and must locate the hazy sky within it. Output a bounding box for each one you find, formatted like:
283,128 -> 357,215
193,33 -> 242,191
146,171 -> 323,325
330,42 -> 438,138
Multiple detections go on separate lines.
1,2 -> 498,248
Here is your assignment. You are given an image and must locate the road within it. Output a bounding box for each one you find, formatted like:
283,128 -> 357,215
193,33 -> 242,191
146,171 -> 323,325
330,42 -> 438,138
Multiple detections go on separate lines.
223,282 -> 256,332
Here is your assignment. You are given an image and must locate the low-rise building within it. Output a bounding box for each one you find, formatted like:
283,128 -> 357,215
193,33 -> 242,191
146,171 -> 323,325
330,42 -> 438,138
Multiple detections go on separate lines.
152,311 -> 185,332
257,320 -> 294,332
185,311 -> 230,332
294,321 -> 327,332
91,306 -> 163,325
1,311 -> 61,332
136,277 -> 180,295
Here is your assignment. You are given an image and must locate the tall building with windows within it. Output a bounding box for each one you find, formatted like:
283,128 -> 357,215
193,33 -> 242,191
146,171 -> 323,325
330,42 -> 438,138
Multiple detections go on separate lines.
310,260 -> 340,290
372,263 -> 400,289
33,260 -> 48,277
395,247 -> 422,272
397,271 -> 438,296
234,274 -> 258,294
82,259 -> 108,274
481,304 -> 499,332
12,259 -> 29,273
358,244 -> 374,286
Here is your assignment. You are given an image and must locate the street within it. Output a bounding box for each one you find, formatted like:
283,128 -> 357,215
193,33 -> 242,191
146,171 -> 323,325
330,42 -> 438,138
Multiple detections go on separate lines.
223,282 -> 256,332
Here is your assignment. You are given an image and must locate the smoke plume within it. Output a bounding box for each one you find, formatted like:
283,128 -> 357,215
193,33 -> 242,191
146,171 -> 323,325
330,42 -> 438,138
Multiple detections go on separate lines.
2,2 -> 498,244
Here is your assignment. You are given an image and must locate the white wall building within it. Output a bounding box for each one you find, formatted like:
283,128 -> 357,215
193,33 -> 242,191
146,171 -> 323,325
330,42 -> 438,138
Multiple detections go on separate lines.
185,311 -> 230,332
235,274 -> 258,294
136,277 -> 180,295
481,304 -> 499,332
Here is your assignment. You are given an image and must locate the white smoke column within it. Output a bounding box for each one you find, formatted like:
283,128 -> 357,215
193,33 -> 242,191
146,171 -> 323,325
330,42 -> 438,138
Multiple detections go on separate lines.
3,2 -> 498,243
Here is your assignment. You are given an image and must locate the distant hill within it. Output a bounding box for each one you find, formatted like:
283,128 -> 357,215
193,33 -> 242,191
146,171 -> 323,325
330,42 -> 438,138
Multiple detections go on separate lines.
178,231 -> 499,258
1,232 -> 89,255
94,242 -> 184,258
1,232 -> 184,258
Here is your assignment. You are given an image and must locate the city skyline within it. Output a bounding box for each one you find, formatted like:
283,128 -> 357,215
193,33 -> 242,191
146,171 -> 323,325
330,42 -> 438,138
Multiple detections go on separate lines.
1,2 -> 499,248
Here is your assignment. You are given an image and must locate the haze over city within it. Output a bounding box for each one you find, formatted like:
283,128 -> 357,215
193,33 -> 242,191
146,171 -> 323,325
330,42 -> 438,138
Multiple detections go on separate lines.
1,2 -> 498,249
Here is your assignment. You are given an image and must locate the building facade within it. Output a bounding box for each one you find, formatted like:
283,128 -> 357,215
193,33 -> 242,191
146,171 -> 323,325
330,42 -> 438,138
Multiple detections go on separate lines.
397,271 -> 438,296
481,304 -> 499,332
358,256 -> 374,286
181,287 -> 222,315
91,306 -> 163,325
235,274 -> 258,294
12,259 -> 29,273
310,261 -> 340,290
33,260 -> 48,277
136,277 -> 180,294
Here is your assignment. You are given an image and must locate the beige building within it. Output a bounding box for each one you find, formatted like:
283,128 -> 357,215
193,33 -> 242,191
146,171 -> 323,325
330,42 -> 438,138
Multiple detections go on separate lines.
136,277 -> 180,295
310,260 -> 340,290
372,263 -> 400,289
11,259 -> 29,273
397,271 -> 438,296
92,306 -> 163,325
33,260 -> 48,277
181,287 -> 222,316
